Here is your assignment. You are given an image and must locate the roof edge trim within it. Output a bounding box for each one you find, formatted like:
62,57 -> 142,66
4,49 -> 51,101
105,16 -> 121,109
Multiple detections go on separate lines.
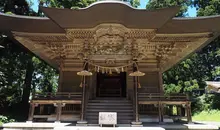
79,0 -> 134,10
156,32 -> 212,37
0,12 -> 49,20
12,31 -> 66,36
173,15 -> 220,20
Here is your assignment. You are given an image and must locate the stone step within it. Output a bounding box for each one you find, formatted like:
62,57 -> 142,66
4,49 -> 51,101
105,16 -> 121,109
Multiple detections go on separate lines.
86,112 -> 133,116
87,119 -> 132,124
88,100 -> 131,103
86,98 -> 134,124
94,97 -> 127,100
86,106 -> 132,109
87,103 -> 132,106
86,109 -> 133,112
86,116 -> 133,120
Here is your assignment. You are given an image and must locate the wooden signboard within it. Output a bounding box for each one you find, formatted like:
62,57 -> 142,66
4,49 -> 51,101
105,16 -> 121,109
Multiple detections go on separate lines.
99,112 -> 117,127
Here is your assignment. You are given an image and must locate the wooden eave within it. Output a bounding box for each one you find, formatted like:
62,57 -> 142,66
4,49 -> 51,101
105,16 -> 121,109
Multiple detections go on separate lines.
0,1 -> 220,72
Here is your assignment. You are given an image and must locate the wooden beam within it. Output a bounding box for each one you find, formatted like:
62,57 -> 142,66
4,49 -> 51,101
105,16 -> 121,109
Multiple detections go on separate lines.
32,100 -> 81,104
158,102 -> 164,123
161,37 -> 210,72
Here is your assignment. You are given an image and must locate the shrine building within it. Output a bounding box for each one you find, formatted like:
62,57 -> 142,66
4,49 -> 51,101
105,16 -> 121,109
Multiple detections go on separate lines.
1,0 -> 220,126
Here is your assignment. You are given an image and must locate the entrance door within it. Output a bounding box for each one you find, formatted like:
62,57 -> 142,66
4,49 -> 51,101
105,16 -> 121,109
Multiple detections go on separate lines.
96,72 -> 126,97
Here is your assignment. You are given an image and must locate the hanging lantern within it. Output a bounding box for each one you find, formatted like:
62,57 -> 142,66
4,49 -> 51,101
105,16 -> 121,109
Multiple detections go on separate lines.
129,61 -> 145,76
129,70 -> 145,76
77,70 -> 93,76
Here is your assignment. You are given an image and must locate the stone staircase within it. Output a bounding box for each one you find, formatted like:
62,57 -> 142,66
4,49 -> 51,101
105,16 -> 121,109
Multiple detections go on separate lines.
85,97 -> 134,124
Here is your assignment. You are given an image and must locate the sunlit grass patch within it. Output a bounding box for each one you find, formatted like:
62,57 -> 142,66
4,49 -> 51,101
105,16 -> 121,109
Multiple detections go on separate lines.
193,110 -> 220,121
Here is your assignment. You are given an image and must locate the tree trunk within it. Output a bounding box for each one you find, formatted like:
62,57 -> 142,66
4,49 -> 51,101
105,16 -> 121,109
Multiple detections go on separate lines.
21,58 -> 34,120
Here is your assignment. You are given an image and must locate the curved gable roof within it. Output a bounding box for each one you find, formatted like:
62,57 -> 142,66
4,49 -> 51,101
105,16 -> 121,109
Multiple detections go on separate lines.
0,13 -> 64,33
158,15 -> 220,33
40,4 -> 180,29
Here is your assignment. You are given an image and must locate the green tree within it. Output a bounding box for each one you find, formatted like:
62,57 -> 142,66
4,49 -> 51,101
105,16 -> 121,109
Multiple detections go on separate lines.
194,0 -> 220,16
146,0 -> 192,17
0,0 -> 57,120
192,0 -> 220,110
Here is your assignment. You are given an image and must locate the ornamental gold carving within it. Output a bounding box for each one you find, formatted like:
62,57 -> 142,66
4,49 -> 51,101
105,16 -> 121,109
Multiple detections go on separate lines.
67,24 -> 156,62
12,26 -> 212,70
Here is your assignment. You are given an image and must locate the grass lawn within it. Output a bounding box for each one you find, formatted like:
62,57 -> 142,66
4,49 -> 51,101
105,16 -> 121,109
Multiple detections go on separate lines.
192,110 -> 220,121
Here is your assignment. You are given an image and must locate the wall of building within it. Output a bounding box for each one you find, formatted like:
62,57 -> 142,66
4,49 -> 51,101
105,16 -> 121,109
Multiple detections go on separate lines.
58,71 -> 82,92
127,71 -> 160,93
138,72 -> 160,93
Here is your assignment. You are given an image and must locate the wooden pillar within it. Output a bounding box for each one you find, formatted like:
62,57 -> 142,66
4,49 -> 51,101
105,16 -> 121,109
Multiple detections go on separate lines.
158,102 -> 164,123
132,61 -> 139,122
80,75 -> 86,121
135,76 -> 139,122
157,60 -> 164,94
186,102 -> 192,123
28,103 -> 36,121
39,105 -> 44,115
157,59 -> 164,123
56,103 -> 62,122
54,103 -> 65,122
80,61 -> 88,121
58,63 -> 64,92
186,93 -> 192,123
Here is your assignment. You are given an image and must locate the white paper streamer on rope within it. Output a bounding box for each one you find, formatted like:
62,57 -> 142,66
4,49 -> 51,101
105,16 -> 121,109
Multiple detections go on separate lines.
86,60 -> 133,74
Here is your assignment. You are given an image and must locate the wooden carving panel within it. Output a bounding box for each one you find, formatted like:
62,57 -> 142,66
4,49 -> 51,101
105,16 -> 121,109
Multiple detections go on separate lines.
12,26 -> 213,71
66,24 -> 156,62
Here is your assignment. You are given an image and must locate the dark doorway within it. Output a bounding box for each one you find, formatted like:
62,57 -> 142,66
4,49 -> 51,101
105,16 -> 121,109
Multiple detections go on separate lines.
96,72 -> 126,97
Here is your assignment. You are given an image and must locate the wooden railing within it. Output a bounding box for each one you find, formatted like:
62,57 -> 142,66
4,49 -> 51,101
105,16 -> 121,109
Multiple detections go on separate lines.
138,93 -> 189,101
32,92 -> 82,100
62,104 -> 80,113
